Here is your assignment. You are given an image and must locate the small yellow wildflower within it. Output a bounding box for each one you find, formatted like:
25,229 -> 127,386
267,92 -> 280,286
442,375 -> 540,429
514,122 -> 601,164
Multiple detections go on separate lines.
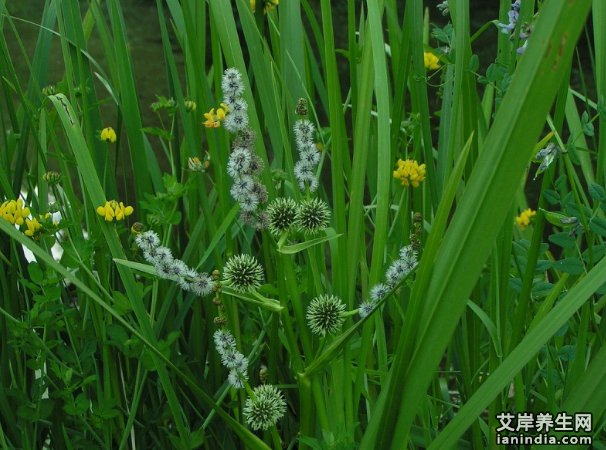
0,199 -> 31,226
203,104 -> 229,128
100,127 -> 117,143
516,208 -> 536,230
250,0 -> 256,9
96,200 -> 134,222
423,52 -> 440,70
24,217 -> 42,238
393,159 -> 426,188
1,199 -> 45,238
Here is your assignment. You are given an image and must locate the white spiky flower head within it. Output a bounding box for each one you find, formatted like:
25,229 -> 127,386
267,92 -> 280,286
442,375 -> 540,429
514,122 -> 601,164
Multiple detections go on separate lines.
222,254 -> 265,293
306,294 -> 346,336
243,385 -> 287,431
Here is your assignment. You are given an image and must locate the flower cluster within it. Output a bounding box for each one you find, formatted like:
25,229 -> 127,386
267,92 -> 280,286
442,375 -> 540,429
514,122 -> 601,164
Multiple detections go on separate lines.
266,197 -> 331,237
1,199 -> 43,239
393,159 -> 426,188
100,127 -> 117,143
424,52 -> 440,70
216,68 -> 269,229
96,200 -> 134,222
213,328 -> 249,389
1,198 -> 31,226
516,208 -> 536,230
358,245 -> 418,318
306,294 -> 346,336
293,117 -> 321,192
243,384 -> 287,430
496,0 -> 531,55
135,230 -> 216,296
203,104 -> 228,128
497,0 -> 520,35
222,254 -> 264,293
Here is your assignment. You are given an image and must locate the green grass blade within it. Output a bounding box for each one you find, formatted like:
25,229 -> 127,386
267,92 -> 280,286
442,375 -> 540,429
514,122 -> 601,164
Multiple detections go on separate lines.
361,1 -> 593,447
430,256 -> 606,449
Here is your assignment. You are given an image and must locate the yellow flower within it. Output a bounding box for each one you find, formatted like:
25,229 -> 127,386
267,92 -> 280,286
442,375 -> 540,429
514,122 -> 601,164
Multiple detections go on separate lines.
515,208 -> 536,230
96,200 -> 134,222
393,159 -> 426,188
203,104 -> 229,128
24,217 -> 42,238
0,199 -> 30,225
423,52 -> 440,70
1,199 -> 45,238
250,0 -> 256,9
97,201 -> 115,222
115,202 -> 134,220
100,127 -> 117,143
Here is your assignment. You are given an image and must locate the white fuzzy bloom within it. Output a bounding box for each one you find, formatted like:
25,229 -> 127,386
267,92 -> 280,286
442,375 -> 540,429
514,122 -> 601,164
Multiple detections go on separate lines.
399,245 -> 418,264
230,176 -> 255,202
221,68 -> 244,96
294,119 -> 315,145
188,272 -> 215,297
228,369 -> 248,389
385,259 -> 408,287
370,283 -> 390,302
222,351 -> 249,372
224,111 -> 249,133
299,146 -> 320,166
226,98 -> 248,114
135,230 -> 160,252
358,301 -> 377,319
177,267 -> 199,292
214,329 -> 237,356
294,161 -> 316,191
239,192 -> 260,212
151,246 -> 172,265
169,259 -> 190,279
227,148 -> 252,178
